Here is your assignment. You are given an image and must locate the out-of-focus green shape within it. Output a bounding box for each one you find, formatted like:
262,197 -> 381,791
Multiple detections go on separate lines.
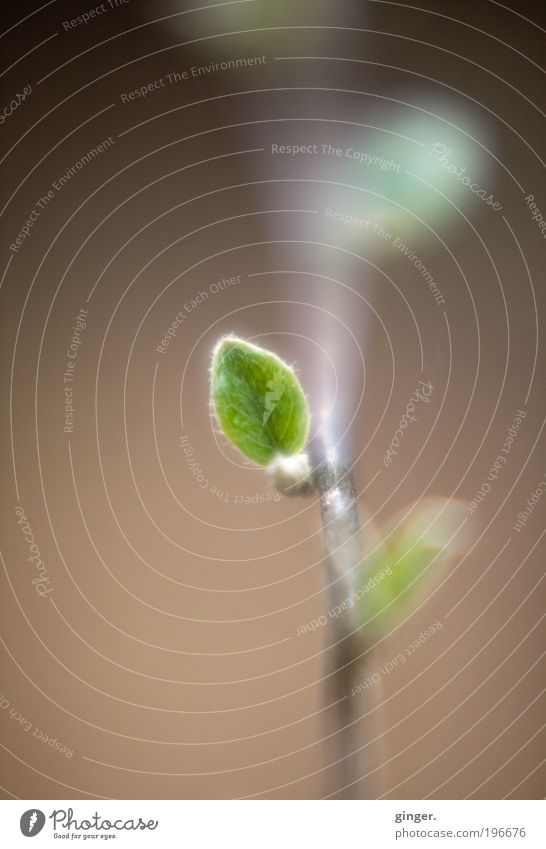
211,336 -> 309,466
336,104 -> 494,251
353,498 -> 467,635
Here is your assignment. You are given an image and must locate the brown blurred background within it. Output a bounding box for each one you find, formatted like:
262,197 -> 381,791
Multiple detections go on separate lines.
0,0 -> 544,799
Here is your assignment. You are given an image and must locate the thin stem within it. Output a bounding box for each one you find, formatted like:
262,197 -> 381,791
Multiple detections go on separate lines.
311,446 -> 366,799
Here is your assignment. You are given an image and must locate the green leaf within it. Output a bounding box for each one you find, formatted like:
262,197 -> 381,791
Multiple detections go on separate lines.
353,498 -> 467,635
210,336 -> 310,466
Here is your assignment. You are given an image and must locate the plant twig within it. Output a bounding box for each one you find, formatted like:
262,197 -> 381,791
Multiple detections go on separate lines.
311,445 -> 366,799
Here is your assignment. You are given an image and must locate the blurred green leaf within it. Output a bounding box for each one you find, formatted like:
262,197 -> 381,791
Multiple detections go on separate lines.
353,499 -> 467,635
211,336 -> 309,466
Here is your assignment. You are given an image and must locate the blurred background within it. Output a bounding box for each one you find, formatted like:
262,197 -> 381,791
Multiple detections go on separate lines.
0,0 -> 544,799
